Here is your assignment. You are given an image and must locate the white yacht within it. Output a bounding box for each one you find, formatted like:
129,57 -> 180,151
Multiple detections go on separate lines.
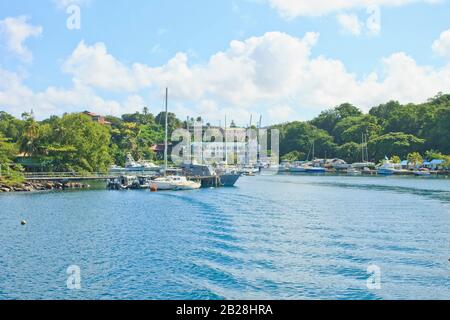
151,175 -> 201,191
347,167 -> 362,175
150,88 -> 201,191
109,153 -> 160,173
377,161 -> 401,175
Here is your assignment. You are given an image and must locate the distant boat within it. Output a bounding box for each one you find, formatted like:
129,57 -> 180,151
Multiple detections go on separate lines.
150,175 -> 201,191
289,165 -> 307,173
413,168 -> 431,176
304,166 -> 326,173
377,161 -> 401,175
109,153 -> 161,173
347,167 -> 362,175
182,163 -> 241,187
151,88 -> 200,191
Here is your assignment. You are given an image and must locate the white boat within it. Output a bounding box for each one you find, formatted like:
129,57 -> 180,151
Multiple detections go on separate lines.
414,168 -> 431,176
240,166 -> 259,176
289,166 -> 307,173
377,161 -> 401,175
304,166 -> 326,173
347,168 -> 362,175
288,161 -> 307,173
151,176 -> 201,191
109,154 -> 161,173
151,88 -> 201,192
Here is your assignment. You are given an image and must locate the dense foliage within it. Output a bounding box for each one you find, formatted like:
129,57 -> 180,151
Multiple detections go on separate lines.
0,109 -> 172,175
276,93 -> 450,163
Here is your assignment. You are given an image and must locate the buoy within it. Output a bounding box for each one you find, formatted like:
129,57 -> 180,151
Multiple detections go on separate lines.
21,220 -> 27,226
150,185 -> 158,192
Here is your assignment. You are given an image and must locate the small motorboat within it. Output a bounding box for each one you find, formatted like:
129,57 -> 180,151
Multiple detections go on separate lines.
150,176 -> 201,191
304,166 -> 326,173
347,168 -> 362,175
413,168 -> 431,176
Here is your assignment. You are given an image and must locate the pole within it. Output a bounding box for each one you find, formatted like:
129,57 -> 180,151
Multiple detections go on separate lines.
224,116 -> 228,165
164,88 -> 168,174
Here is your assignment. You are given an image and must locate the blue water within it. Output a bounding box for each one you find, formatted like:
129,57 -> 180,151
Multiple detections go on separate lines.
1,175 -> 450,300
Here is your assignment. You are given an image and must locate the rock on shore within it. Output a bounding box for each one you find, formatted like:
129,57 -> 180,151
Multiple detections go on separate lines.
0,181 -> 90,193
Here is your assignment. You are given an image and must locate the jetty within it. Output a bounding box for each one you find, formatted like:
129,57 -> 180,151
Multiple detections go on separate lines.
24,172 -> 116,182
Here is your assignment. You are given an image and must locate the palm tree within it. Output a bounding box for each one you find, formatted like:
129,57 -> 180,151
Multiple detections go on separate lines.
407,152 -> 423,168
20,117 -> 40,156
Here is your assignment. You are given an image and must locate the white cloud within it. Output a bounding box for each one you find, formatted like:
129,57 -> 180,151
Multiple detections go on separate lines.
1,31 -> 450,124
432,29 -> 450,59
62,41 -> 148,92
267,105 -> 296,123
0,16 -> 42,62
337,13 -> 363,36
0,68 -> 124,118
268,0 -> 441,18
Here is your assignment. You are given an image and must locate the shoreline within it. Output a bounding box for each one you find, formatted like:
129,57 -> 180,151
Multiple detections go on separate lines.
0,181 -> 90,193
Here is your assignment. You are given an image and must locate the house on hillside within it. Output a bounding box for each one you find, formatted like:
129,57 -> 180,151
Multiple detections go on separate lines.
82,111 -> 111,126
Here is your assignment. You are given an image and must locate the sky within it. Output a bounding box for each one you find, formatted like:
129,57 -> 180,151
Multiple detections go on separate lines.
0,0 -> 449,126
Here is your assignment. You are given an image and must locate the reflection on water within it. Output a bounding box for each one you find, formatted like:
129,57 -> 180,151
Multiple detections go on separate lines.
0,175 -> 449,300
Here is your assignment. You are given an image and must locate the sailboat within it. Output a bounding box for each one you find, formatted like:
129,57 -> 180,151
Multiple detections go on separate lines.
150,88 -> 201,191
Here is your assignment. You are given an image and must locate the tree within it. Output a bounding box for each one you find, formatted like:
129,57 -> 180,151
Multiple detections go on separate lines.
20,116 -> 40,156
0,133 -> 23,184
333,114 -> 381,145
390,156 -> 401,164
0,111 -> 24,141
311,103 -> 362,135
337,142 -> 362,163
368,132 -> 425,161
369,101 -> 401,124
38,114 -> 113,172
0,133 -> 17,165
281,151 -> 303,162
407,152 -> 423,167
275,121 -> 337,160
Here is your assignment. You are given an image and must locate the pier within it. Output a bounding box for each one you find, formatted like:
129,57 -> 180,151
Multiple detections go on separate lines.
24,172 -> 117,182
24,172 -> 240,189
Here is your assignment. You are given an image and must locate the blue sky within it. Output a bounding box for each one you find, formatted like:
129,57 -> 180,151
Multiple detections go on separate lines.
1,0 -> 450,125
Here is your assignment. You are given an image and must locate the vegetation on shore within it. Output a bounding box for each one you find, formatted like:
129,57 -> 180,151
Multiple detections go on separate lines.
1,93 -> 450,185
275,93 -> 450,165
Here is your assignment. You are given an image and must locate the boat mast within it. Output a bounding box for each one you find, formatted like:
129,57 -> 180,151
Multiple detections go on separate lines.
224,115 -> 228,165
365,133 -> 369,163
164,87 -> 168,174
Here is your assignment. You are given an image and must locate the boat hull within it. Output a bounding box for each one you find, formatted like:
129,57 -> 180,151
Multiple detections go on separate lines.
219,174 -> 241,187
289,167 -> 307,173
305,168 -> 326,173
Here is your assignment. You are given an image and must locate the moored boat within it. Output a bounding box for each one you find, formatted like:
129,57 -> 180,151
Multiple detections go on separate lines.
150,176 -> 201,191
414,168 -> 431,176
304,166 -> 326,173
347,168 -> 362,175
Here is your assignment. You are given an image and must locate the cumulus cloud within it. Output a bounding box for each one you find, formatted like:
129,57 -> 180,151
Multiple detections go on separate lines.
62,41 -> 148,92
0,16 -> 42,62
1,31 -> 450,123
0,68 -> 125,117
337,13 -> 363,36
268,0 -> 441,18
432,29 -> 450,59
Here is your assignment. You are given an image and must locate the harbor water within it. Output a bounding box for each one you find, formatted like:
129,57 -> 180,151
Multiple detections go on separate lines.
1,175 -> 449,299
